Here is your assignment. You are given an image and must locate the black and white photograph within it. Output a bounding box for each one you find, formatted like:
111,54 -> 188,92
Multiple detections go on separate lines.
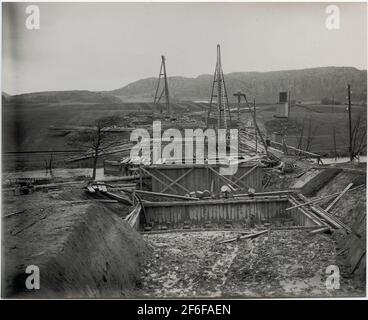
1,1 -> 367,301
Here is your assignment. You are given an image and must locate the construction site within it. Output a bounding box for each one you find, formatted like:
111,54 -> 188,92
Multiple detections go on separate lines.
2,44 -> 366,298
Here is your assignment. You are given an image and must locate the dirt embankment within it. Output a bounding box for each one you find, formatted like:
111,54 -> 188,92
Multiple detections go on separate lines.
316,170 -> 366,287
2,191 -> 150,298
264,165 -> 366,289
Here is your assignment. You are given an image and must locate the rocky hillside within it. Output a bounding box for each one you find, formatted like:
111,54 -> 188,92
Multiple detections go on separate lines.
110,67 -> 367,103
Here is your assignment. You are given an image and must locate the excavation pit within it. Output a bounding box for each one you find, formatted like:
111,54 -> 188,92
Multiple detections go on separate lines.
133,229 -> 363,298
141,194 -> 323,231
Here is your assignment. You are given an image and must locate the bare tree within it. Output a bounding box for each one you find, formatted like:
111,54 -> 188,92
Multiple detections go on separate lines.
68,116 -> 121,180
351,112 -> 367,159
332,126 -> 338,159
305,117 -> 319,152
296,119 -> 305,154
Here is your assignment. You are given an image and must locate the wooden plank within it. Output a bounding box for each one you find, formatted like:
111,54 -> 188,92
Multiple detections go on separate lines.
234,189 -> 298,197
33,181 -> 85,190
219,229 -> 269,244
69,200 -> 118,204
286,193 -> 342,211
104,191 -> 132,205
286,184 -> 364,211
3,209 -> 26,219
121,189 -> 199,200
309,227 -> 330,235
288,195 -> 326,227
144,162 -> 260,170
143,197 -> 288,207
87,186 -> 95,193
325,183 -> 354,212
96,175 -> 145,183
296,193 -> 350,231
125,203 -> 141,230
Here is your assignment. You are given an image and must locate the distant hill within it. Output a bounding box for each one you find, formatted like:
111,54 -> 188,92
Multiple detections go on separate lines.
110,67 -> 367,103
4,90 -> 123,105
3,67 -> 366,106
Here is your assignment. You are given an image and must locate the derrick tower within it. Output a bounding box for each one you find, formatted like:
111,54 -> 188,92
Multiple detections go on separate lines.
153,55 -> 170,115
206,44 -> 232,129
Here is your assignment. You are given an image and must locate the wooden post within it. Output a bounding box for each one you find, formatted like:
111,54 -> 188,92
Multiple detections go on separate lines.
325,183 -> 353,212
139,166 -> 143,189
348,84 -> 353,161
254,98 -> 258,152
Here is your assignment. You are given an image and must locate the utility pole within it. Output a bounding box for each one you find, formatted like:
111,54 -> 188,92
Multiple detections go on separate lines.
206,44 -> 231,129
347,84 -> 353,161
235,92 -> 268,154
154,55 -> 170,115
254,98 -> 258,152
233,91 -> 243,121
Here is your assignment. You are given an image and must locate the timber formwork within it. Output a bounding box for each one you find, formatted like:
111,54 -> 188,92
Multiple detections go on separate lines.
140,162 -> 264,195
141,195 -> 327,230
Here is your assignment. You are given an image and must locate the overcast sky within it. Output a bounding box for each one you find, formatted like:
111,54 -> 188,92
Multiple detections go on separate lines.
2,2 -> 367,95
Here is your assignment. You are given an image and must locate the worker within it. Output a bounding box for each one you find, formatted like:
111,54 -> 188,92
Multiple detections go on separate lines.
220,185 -> 232,198
266,136 -> 271,147
245,213 -> 256,228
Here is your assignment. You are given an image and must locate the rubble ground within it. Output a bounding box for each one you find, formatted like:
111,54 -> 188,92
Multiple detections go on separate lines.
134,230 -> 364,298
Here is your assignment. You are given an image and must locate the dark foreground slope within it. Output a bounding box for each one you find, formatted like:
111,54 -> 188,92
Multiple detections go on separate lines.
2,191 -> 150,298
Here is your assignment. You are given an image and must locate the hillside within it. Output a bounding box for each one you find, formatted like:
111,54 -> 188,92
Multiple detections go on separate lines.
110,67 -> 367,103
4,90 -> 123,105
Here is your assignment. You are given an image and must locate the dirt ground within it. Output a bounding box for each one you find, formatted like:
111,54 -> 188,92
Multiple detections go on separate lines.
134,230 -> 364,298
2,187 -> 149,298
2,157 -> 365,298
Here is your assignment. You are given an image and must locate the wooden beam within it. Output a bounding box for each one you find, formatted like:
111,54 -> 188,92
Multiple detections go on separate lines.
96,175 -> 145,183
144,163 -> 259,170
219,229 -> 269,244
234,189 -> 298,197
296,193 -> 350,231
231,165 -> 258,189
69,200 -> 118,204
286,192 -> 342,211
33,181 -> 85,190
325,183 -> 354,212
142,197 -> 288,207
121,189 -> 199,201
288,195 -> 326,227
103,191 -> 132,205
153,168 -> 191,194
207,165 -> 242,189
161,167 -> 194,193
309,227 -> 331,235
3,209 -> 26,219
140,167 -> 178,194
270,140 -> 321,158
